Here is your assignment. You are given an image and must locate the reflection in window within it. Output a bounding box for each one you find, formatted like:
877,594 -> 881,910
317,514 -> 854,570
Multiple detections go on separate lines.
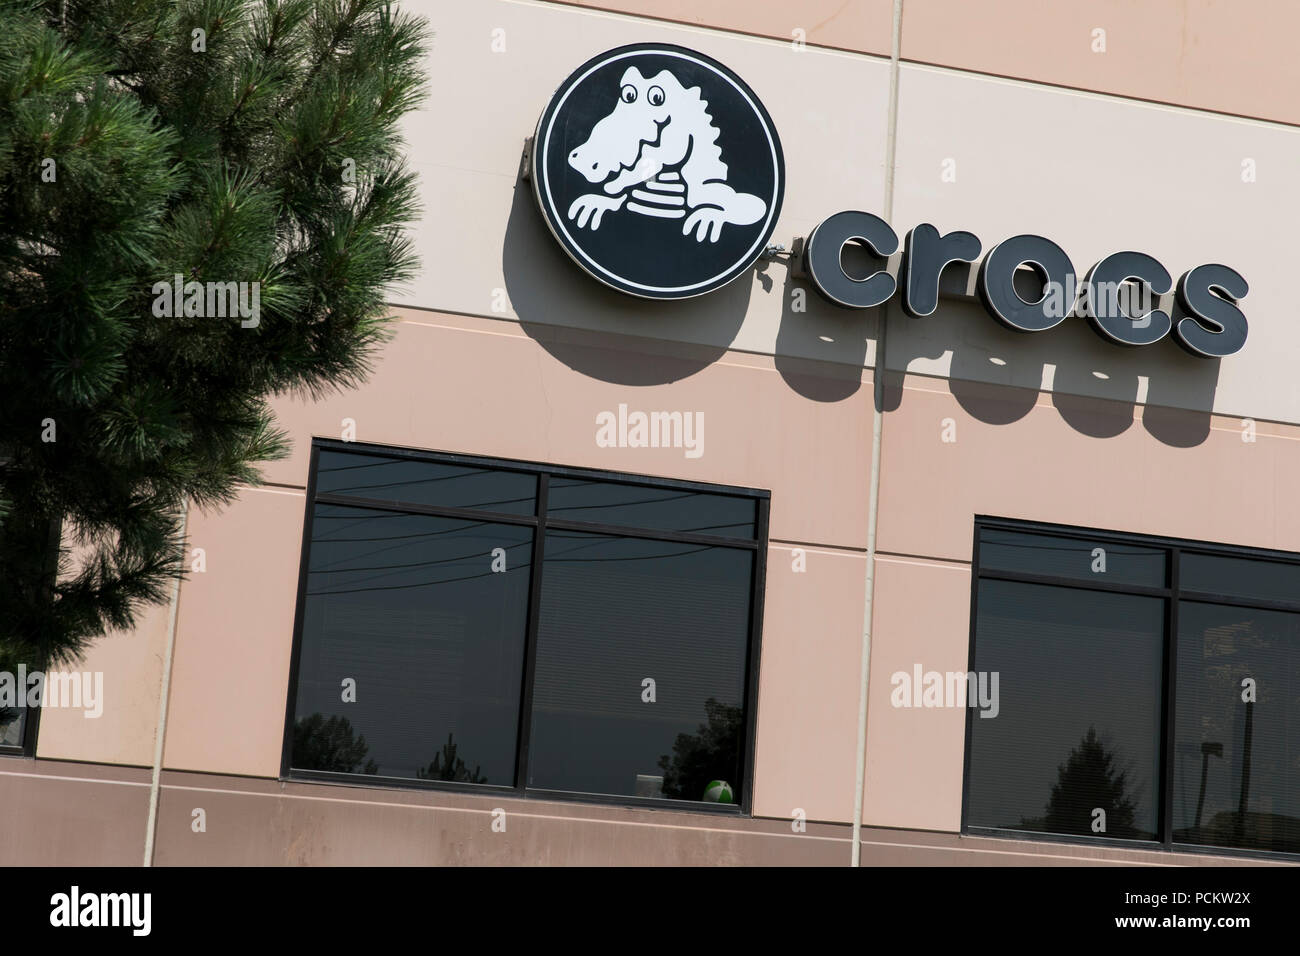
966,579 -> 1163,841
527,531 -> 752,802
546,478 -> 755,538
291,505 -> 534,784
287,444 -> 766,809
0,708 -> 24,750
978,529 -> 1166,587
969,521 -> 1300,859
1174,603 -> 1300,854
1180,553 -> 1300,606
314,450 -> 537,515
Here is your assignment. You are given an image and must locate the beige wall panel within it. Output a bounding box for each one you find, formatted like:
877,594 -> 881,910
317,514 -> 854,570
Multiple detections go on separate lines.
161,487 -> 305,778
0,763 -> 150,865
152,773 -> 849,865
35,595 -> 171,767
861,555 -> 970,832
876,375 -> 1300,563
888,63 -> 1300,425
752,544 -> 866,823
545,0 -> 895,57
402,0 -> 890,365
858,826 -> 1288,866
901,0 -> 1300,125
263,312 -> 875,551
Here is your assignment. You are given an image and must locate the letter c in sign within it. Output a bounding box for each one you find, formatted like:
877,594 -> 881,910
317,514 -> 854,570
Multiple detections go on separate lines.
804,210 -> 899,309
977,234 -> 1077,333
1082,251 -> 1172,347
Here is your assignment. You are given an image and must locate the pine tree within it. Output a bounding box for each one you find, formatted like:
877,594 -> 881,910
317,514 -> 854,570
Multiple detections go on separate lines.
416,732 -> 487,785
0,0 -> 429,665
1042,725 -> 1139,838
292,713 -> 378,774
657,697 -> 743,801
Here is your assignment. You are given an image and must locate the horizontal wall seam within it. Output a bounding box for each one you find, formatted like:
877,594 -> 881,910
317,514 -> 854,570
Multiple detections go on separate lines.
898,57 -> 1300,132
238,483 -> 306,496
874,551 -> 971,569
896,370 -> 1300,433
157,782 -> 849,840
0,769 -> 150,788
860,837 -> 1176,866
392,305 -> 875,377
769,540 -> 869,556
387,307 -> 1296,433
528,1 -> 1300,130
515,0 -> 893,64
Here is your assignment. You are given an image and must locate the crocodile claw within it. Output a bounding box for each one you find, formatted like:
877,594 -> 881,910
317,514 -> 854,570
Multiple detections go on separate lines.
683,208 -> 726,243
567,193 -> 622,230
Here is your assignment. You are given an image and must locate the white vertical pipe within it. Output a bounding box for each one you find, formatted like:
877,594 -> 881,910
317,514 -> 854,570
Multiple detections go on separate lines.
143,498 -> 187,867
851,0 -> 905,868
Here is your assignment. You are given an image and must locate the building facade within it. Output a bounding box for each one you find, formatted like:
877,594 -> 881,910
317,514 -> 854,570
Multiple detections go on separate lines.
4,0 -> 1300,865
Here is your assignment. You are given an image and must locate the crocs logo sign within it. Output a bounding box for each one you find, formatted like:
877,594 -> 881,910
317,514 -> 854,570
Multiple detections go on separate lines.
531,43 -> 784,299
530,46 -> 1247,357
802,212 -> 1248,359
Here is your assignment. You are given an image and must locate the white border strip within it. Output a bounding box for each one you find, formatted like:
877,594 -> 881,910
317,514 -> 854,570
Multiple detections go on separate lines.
851,0 -> 905,869
142,498 -> 188,866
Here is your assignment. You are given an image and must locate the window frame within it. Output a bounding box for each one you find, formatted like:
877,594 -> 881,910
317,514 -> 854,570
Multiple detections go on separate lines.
963,515 -> 1300,862
280,438 -> 769,815
0,690 -> 41,758
0,510 -> 59,760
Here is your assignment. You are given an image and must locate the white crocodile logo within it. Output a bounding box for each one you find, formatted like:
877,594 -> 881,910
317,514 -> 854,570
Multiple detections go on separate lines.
566,66 -> 768,243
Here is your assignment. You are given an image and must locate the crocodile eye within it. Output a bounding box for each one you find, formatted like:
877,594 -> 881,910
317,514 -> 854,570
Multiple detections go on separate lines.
620,84 -> 637,103
647,86 -> 665,107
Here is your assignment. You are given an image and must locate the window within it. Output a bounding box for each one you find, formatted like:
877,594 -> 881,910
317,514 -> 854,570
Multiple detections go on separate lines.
965,519 -> 1300,858
0,510 -> 58,759
0,652 -> 40,757
0,707 -> 30,756
283,440 -> 768,811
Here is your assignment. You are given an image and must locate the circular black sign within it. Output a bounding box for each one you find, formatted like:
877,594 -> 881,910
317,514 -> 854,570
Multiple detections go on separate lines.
532,43 -> 785,300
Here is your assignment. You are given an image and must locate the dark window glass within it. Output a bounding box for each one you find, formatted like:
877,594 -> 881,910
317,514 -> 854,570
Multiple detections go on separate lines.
0,708 -> 24,750
966,579 -> 1164,842
315,450 -> 536,516
979,528 -> 1165,588
546,477 -> 756,538
1173,602 -> 1300,854
291,504 -> 534,784
288,444 -> 766,810
526,530 -> 754,803
1180,553 -> 1300,607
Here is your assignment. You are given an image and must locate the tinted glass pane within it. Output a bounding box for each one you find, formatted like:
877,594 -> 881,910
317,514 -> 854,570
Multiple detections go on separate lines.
546,477 -> 756,538
967,579 -> 1164,841
0,707 -> 23,749
1173,602 -> 1300,854
315,450 -> 536,515
291,504 -> 533,784
979,528 -> 1165,587
527,530 -> 753,803
1180,553 -> 1300,607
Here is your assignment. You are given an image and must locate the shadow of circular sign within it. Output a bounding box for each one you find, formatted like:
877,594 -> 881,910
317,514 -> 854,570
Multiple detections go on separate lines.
532,43 -> 785,300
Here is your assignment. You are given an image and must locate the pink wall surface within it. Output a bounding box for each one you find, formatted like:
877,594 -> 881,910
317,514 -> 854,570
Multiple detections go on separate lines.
161,488 -> 304,777
901,0 -> 1300,125
550,0 -> 895,56
547,0 -> 1300,124
753,544 -> 867,822
877,374 -> 1300,564
35,593 -> 171,768
154,311 -> 874,825
8,0 -> 1300,866
862,554 -> 970,832
264,310 -> 875,552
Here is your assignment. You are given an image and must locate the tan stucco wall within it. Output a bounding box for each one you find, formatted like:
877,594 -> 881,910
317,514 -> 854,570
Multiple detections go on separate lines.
9,0 -> 1300,866
553,0 -> 1300,125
